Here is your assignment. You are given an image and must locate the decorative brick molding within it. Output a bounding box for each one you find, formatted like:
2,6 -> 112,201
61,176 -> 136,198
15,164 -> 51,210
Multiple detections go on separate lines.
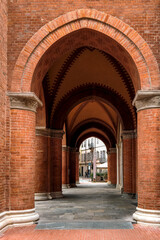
133,207 -> 160,226
122,130 -> 137,139
133,90 -> 160,112
7,92 -> 42,112
11,9 -> 160,93
0,209 -> 39,233
36,127 -> 64,138
51,84 -> 135,130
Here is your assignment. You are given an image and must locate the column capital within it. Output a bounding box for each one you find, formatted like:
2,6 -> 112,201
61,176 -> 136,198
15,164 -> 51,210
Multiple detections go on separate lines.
7,92 -> 43,113
36,127 -> 64,139
109,148 -> 116,154
122,130 -> 137,139
70,147 -> 77,152
133,90 -> 160,112
62,145 -> 70,151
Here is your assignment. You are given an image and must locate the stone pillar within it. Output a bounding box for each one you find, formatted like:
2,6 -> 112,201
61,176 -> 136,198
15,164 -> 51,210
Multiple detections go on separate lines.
107,148 -> 117,185
69,148 -> 77,187
7,92 -> 42,226
133,90 -> 160,226
122,130 -> 137,195
62,146 -> 70,188
76,152 -> 80,184
34,127 -> 51,200
50,130 -> 64,198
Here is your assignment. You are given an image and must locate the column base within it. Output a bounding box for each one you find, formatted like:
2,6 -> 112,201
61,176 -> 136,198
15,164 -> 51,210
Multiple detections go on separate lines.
35,193 -> 52,201
0,208 -> 39,233
62,184 -> 70,189
123,193 -> 136,199
50,191 -> 63,199
116,184 -> 124,193
133,207 -> 160,226
69,183 -> 77,188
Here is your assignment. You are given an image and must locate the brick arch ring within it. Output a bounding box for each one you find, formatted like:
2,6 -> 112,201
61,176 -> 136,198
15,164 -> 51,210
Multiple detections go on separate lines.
69,119 -> 116,148
76,132 -> 111,151
11,9 -> 160,93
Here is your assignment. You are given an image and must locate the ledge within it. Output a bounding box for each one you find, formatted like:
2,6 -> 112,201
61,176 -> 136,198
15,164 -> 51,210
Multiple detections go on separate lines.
133,90 -> 160,112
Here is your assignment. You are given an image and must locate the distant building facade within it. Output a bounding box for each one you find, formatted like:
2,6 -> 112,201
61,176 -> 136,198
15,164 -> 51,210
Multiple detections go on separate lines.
79,137 -> 107,177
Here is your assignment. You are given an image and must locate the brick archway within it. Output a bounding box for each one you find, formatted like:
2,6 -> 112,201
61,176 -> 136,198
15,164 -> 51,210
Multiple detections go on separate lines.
76,132 -> 111,150
51,84 -> 135,130
69,119 -> 116,148
11,9 -> 160,93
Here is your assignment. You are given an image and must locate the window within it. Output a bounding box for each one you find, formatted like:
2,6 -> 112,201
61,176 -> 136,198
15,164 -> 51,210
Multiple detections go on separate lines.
88,139 -> 91,148
96,151 -> 99,159
91,138 -> 93,147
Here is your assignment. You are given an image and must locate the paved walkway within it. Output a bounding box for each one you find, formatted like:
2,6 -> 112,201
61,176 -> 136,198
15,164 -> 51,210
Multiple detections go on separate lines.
1,181 -> 160,239
36,181 -> 137,226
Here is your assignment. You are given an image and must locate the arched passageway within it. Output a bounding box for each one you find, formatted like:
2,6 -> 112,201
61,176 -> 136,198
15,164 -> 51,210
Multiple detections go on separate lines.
5,9 -> 160,231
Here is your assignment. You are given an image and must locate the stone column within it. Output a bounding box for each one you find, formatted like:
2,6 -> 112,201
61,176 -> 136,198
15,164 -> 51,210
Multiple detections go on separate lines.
35,127 -> 51,200
7,92 -> 42,226
133,90 -> 160,226
69,148 -> 77,187
62,146 -> 70,188
76,152 -> 80,184
50,130 -> 64,198
122,130 -> 137,195
107,148 -> 117,186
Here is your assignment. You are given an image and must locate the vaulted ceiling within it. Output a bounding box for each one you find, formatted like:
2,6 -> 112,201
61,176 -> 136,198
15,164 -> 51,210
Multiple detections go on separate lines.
37,46 -> 136,147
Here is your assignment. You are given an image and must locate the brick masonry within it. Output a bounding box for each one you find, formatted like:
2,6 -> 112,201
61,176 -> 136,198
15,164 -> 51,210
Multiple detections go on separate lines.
0,0 -> 159,231
35,135 -> 48,193
0,0 -> 8,213
108,149 -> 117,185
8,2 -> 160,93
10,109 -> 36,210
123,135 -> 137,194
62,146 -> 70,186
137,108 -> 160,210
69,149 -> 77,187
50,137 -> 62,194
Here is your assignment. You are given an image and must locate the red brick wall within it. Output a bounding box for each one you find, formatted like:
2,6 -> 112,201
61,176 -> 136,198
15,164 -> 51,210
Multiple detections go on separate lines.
138,109 -> 160,210
35,135 -> 48,193
108,150 -> 117,185
69,150 -> 76,186
8,1 -> 160,89
50,137 -> 62,193
76,152 -> 79,183
10,110 -> 36,210
123,137 -> 136,194
0,0 -> 7,213
62,147 -> 69,186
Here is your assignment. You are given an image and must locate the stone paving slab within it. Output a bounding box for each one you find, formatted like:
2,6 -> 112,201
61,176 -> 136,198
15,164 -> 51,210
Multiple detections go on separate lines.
35,220 -> 133,230
36,182 -> 137,225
